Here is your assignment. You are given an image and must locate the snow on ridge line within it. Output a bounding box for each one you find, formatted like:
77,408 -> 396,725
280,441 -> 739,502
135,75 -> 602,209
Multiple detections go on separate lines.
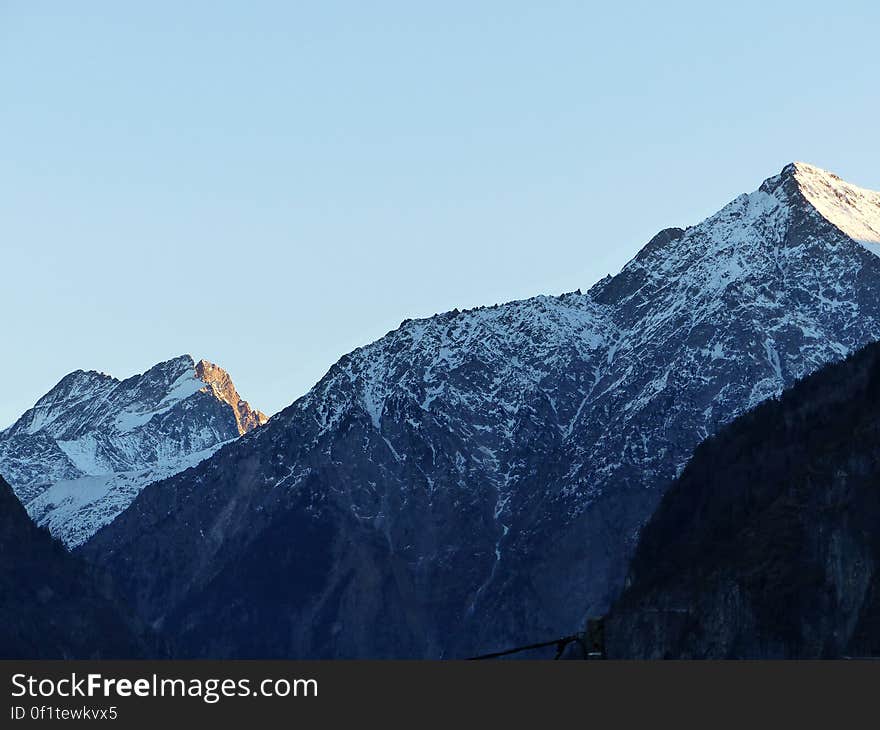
286,164 -> 875,441
792,161 -> 880,251
313,292 -> 610,434
284,162 -> 880,442
113,369 -> 206,434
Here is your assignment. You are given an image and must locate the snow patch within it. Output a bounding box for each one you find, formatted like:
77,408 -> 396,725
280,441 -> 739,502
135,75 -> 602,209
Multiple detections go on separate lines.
793,162 -> 880,252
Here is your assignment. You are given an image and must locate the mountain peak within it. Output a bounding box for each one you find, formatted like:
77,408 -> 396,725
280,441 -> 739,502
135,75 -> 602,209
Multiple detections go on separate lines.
784,160 -> 840,178
790,162 -> 880,249
758,162 -> 880,251
0,354 -> 267,547
142,354 -> 196,379
195,358 -> 268,434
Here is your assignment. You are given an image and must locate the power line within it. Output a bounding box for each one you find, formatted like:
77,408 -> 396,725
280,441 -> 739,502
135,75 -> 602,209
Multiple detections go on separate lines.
468,635 -> 581,660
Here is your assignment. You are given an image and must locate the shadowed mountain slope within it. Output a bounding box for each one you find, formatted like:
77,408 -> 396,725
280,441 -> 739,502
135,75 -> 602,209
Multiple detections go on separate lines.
0,475 -> 152,658
607,339 -> 880,659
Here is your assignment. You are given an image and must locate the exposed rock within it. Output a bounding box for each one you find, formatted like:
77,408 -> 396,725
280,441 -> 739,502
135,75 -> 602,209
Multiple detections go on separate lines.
195,359 -> 268,435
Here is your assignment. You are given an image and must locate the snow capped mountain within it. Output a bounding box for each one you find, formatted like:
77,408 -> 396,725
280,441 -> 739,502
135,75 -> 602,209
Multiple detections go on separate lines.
85,163 -> 880,658
0,355 -> 266,547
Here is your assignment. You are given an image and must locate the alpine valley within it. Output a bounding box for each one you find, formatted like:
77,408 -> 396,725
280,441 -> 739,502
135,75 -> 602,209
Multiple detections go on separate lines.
8,162 -> 880,659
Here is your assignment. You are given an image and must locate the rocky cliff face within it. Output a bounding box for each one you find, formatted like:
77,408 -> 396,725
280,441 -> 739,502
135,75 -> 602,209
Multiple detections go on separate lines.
606,339 -> 880,659
0,355 -> 265,547
84,163 -> 880,658
195,359 -> 268,434
0,474 -> 151,658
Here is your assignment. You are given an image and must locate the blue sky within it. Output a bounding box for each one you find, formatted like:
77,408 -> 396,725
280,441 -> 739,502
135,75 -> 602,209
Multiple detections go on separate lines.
2,1 -> 879,426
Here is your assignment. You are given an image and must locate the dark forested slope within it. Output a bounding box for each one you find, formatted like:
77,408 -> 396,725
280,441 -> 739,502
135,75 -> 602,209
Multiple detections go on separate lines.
607,340 -> 880,659
0,475 -> 151,658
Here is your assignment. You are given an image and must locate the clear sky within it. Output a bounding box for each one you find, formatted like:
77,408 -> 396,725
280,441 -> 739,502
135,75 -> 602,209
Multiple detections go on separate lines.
2,1 -> 879,427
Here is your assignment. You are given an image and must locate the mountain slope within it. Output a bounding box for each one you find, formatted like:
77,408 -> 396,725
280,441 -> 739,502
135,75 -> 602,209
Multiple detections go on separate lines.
0,474 -> 151,658
84,163 -> 880,658
606,338 -> 880,659
0,355 -> 266,547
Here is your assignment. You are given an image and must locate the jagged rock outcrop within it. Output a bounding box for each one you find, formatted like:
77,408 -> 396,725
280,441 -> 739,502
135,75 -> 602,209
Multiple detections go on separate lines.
195,359 -> 268,434
0,355 -> 264,547
84,163 -> 880,658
